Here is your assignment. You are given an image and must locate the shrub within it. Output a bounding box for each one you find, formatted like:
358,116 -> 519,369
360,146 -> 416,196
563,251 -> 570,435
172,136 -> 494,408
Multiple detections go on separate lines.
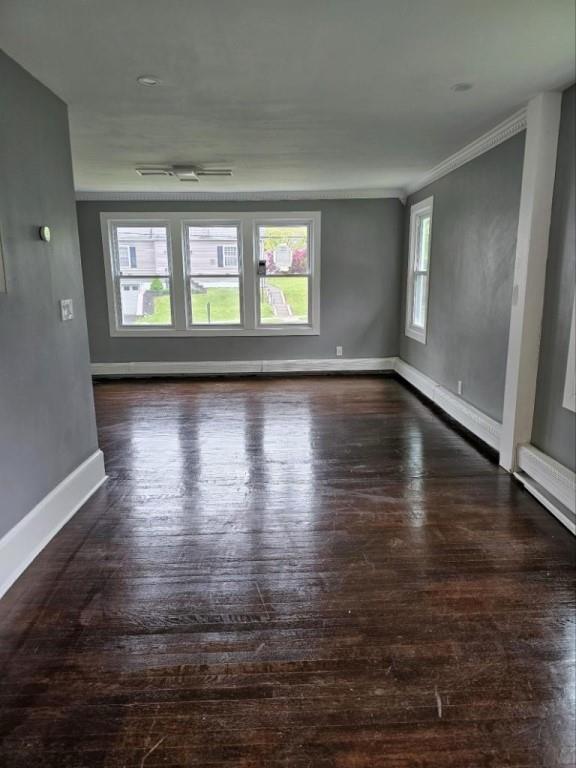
150,277 -> 164,293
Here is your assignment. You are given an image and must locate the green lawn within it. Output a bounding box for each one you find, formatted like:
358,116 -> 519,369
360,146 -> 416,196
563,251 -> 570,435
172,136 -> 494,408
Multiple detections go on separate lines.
260,277 -> 308,322
136,288 -> 240,325
138,279 -> 308,325
191,287 -> 240,324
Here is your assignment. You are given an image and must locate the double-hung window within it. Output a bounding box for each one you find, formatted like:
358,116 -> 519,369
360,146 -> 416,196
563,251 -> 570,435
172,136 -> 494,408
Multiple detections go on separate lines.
185,224 -> 242,326
405,197 -> 433,343
256,222 -> 312,326
118,244 -> 138,269
111,224 -> 173,327
101,211 -> 320,336
222,244 -> 239,269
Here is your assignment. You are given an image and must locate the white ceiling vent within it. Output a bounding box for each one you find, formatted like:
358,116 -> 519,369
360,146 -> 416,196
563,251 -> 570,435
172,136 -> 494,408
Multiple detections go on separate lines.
135,165 -> 233,182
135,168 -> 173,177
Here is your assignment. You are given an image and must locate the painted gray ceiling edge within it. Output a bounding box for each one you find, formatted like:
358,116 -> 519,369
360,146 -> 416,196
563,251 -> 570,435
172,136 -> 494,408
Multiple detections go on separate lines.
75,187 -> 405,202
74,106 -> 528,202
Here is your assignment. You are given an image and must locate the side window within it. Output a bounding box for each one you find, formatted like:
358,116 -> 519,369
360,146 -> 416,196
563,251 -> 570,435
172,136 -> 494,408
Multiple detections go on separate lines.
406,197 -> 433,343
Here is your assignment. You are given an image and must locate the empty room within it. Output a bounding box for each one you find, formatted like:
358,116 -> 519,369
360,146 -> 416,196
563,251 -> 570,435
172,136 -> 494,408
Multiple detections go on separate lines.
0,1 -> 575,766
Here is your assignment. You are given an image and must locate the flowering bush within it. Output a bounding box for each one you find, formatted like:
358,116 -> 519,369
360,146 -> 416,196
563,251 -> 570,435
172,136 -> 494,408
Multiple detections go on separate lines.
265,247 -> 308,274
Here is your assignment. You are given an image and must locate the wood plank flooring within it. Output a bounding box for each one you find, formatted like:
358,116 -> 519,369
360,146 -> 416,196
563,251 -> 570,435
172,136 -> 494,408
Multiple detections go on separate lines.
0,376 -> 574,767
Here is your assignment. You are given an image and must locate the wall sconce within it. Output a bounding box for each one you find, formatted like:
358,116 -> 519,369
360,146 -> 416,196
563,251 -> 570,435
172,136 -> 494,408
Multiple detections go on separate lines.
39,226 -> 51,242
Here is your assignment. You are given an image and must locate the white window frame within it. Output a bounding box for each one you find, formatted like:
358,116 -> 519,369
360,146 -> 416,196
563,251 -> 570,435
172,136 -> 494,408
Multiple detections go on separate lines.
405,196 -> 433,344
104,219 -> 176,331
563,295 -> 576,412
254,218 -> 314,330
100,211 -> 321,337
183,220 -> 244,330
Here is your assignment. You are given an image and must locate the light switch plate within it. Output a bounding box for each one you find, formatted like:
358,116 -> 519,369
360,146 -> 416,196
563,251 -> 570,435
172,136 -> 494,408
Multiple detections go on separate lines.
60,299 -> 74,322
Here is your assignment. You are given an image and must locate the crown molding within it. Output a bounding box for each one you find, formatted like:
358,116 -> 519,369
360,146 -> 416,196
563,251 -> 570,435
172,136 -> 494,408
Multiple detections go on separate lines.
405,107 -> 527,197
75,187 -> 405,202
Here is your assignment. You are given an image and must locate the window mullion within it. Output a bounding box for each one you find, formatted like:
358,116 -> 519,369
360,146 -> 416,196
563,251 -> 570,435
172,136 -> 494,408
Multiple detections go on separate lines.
169,219 -> 187,330
242,219 -> 257,330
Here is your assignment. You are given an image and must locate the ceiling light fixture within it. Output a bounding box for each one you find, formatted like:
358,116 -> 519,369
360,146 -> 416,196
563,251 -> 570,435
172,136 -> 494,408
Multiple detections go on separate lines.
451,82 -> 474,92
137,75 -> 161,87
135,164 -> 233,182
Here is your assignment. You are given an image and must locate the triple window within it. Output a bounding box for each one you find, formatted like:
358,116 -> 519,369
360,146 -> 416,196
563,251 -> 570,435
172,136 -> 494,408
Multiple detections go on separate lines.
405,197 -> 433,344
101,212 -> 320,336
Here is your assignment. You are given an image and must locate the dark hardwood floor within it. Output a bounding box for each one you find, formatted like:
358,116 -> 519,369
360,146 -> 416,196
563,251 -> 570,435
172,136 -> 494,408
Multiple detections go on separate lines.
0,376 -> 574,767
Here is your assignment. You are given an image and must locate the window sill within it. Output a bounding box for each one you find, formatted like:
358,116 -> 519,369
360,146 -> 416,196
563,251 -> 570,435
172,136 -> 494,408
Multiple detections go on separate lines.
405,326 -> 427,344
109,326 -> 320,338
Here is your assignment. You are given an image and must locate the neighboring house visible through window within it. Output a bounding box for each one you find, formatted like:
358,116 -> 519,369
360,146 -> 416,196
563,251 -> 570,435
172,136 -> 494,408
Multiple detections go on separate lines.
405,196 -> 433,344
101,212 -> 321,336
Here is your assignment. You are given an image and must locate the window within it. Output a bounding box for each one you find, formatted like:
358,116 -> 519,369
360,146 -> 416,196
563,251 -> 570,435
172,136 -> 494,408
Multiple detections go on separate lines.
222,245 -> 238,269
185,224 -> 242,326
257,223 -> 311,325
109,224 -> 173,327
405,197 -> 433,343
118,246 -> 130,268
563,296 -> 576,413
118,245 -> 138,269
101,212 -> 321,337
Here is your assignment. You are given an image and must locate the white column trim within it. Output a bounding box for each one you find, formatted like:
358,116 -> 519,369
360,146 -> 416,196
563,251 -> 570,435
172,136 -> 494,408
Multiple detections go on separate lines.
500,93 -> 563,472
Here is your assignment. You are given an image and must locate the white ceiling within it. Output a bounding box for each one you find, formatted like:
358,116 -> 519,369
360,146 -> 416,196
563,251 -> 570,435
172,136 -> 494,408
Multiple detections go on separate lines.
1,0 -> 574,196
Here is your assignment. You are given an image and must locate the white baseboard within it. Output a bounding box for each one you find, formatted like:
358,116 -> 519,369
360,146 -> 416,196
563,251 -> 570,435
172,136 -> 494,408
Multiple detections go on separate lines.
0,450 -> 107,599
516,444 -> 575,534
91,357 -> 397,377
394,359 -> 502,450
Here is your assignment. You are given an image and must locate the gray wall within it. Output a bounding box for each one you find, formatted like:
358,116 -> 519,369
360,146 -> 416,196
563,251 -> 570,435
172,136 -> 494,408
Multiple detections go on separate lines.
399,133 -> 526,422
76,199 -> 404,363
0,51 -> 99,539
532,86 -> 575,471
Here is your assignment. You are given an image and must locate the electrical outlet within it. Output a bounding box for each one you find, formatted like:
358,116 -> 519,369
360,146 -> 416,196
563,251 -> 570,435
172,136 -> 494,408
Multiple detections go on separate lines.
336,346 -> 343,357
457,380 -> 463,396
60,299 -> 74,322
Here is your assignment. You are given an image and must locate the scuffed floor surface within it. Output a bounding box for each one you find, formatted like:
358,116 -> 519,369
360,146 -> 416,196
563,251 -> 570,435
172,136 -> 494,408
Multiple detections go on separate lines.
0,376 -> 574,767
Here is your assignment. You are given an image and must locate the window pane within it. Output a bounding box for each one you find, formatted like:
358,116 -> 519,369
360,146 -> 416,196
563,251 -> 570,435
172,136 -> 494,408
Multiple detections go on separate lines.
115,226 -> 169,276
411,274 -> 428,328
258,225 -> 309,275
415,214 -> 431,272
119,278 -> 172,326
190,277 -> 241,325
260,276 -> 309,324
187,225 -> 240,275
